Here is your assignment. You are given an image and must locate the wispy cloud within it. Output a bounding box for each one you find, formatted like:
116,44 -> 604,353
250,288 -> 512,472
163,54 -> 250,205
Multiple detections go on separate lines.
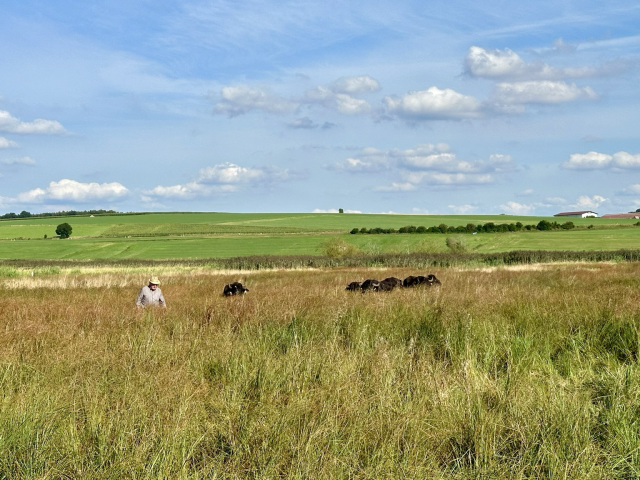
0,156 -> 35,166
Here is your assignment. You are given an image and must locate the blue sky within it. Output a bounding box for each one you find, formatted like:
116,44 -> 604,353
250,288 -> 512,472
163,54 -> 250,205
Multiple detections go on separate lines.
1,0 -> 639,215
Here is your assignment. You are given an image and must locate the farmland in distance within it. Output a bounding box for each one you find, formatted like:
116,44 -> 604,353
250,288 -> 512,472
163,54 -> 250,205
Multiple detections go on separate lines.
1,212 -> 639,260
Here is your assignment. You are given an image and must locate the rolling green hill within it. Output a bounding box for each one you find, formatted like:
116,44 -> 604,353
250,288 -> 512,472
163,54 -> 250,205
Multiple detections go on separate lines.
0,212 -> 638,260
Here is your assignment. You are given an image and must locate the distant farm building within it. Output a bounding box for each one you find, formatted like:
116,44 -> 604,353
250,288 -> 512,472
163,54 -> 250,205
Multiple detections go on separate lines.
554,211 -> 598,218
601,212 -> 640,219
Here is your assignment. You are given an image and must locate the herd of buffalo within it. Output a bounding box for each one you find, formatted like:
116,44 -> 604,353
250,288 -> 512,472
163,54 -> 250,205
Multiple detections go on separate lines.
222,274 -> 440,296
345,274 -> 441,292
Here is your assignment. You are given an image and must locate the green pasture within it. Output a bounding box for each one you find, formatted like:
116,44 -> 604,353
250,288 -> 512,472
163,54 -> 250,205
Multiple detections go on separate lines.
0,211 -> 635,240
1,227 -> 639,260
0,212 -> 638,260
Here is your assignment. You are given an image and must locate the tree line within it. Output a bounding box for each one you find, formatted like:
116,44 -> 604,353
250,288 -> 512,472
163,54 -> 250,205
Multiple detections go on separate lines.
0,209 -> 118,220
350,220 -> 577,235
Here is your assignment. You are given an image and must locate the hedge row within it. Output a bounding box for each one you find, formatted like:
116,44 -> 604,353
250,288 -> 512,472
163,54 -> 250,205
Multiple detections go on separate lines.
350,220 -> 576,235
4,249 -> 640,270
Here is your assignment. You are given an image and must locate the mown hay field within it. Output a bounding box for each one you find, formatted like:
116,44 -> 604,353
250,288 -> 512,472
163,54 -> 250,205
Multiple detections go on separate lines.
2,228 -> 640,260
2,262 -> 640,478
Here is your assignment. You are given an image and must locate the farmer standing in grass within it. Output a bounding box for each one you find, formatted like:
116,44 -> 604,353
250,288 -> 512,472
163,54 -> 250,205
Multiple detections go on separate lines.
136,276 -> 166,308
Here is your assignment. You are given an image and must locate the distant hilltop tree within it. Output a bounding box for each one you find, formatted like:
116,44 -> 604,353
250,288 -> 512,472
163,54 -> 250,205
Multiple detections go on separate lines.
55,223 -> 73,239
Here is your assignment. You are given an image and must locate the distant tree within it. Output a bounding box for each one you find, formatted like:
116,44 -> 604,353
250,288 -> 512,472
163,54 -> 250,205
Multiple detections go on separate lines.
536,220 -> 552,231
350,228 -> 359,234
56,223 -> 72,239
636,209 -> 640,213
339,208 -> 344,214
18,210 -> 31,218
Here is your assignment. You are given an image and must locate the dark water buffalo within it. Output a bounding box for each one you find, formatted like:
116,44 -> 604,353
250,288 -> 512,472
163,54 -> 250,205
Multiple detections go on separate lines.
360,279 -> 380,291
345,281 -> 362,291
403,274 -> 441,287
223,282 -> 249,296
378,277 -> 403,291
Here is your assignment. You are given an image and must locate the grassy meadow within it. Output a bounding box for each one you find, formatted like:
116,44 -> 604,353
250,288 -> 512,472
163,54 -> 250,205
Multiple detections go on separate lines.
2,262 -> 640,478
1,212 -> 640,260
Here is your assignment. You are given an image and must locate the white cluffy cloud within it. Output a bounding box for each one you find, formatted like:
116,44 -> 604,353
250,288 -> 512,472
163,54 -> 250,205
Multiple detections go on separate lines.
0,110 -> 67,135
213,85 -> 297,117
0,137 -> 18,148
499,201 -> 537,215
304,86 -> 371,114
213,75 -> 380,117
17,179 -> 129,204
144,162 -> 295,199
573,195 -> 608,209
562,151 -> 640,170
332,143 -> 515,189
465,46 -> 599,80
384,87 -> 481,120
492,81 -> 597,105
330,75 -> 381,94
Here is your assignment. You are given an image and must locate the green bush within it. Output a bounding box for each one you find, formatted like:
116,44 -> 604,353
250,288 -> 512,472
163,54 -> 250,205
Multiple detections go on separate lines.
55,223 -> 73,239
319,237 -> 360,258
446,236 -> 468,253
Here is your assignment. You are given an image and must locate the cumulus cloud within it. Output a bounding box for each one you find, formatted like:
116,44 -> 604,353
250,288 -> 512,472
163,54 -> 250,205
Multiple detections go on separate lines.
0,110 -> 67,135
562,151 -> 640,170
573,195 -> 607,209
213,85 -> 297,117
465,46 -> 598,81
0,156 -> 35,165
384,87 -> 481,120
213,75 -> 380,118
499,201 -> 536,215
144,162 -> 296,199
0,137 -> 18,148
330,75 -> 381,94
492,81 -> 597,105
16,179 -> 129,204
304,86 -> 371,114
333,143 -> 515,190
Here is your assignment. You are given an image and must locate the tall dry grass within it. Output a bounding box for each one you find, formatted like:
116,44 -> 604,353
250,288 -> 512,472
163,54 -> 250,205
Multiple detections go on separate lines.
1,263 -> 640,478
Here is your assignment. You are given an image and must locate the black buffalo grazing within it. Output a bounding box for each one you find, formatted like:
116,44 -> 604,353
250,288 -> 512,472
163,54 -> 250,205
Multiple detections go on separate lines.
402,274 -> 441,287
360,279 -> 380,291
345,281 -> 362,291
378,277 -> 403,291
223,282 -> 249,296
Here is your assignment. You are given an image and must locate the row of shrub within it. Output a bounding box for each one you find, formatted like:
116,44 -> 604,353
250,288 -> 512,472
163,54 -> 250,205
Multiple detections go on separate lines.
350,220 -> 576,235
4,248 -> 640,271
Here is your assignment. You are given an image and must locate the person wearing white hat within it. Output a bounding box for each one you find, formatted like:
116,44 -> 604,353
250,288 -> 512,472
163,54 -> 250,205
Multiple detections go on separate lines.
135,276 -> 166,308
